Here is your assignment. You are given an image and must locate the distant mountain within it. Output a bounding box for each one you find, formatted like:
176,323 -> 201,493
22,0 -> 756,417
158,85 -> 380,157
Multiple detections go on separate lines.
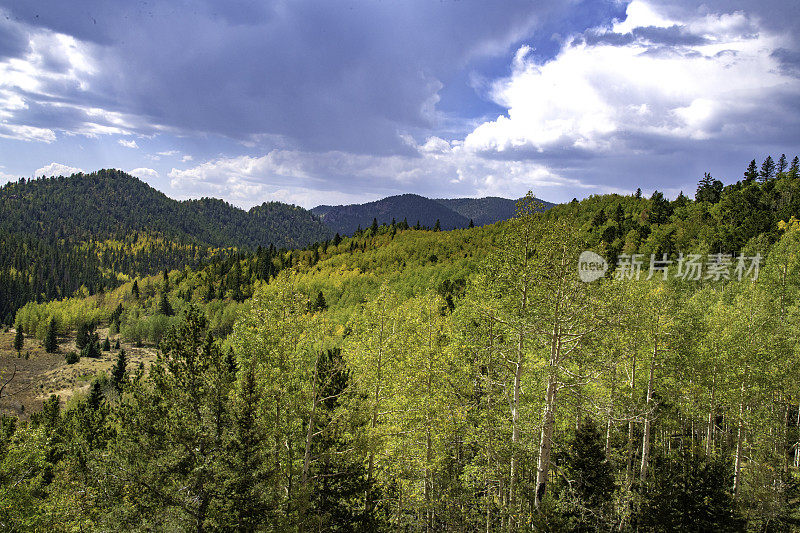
312,193 -> 470,235
312,193 -> 554,235
0,169 -> 332,249
435,196 -> 555,227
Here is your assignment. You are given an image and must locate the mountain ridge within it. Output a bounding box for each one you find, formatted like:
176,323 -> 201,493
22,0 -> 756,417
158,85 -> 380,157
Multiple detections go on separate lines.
312,192 -> 554,235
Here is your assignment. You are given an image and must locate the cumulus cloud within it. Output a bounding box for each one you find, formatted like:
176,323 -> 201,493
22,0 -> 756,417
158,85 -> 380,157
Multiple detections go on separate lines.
118,139 -> 138,149
128,167 -> 159,181
34,162 -> 83,177
464,1 -> 798,157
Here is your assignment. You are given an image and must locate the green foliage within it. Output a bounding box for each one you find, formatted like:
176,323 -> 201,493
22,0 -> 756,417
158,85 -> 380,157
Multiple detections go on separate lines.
634,448 -> 743,532
44,317 -> 58,353
65,351 -> 79,364
13,326 -> 23,352
555,418 -> 616,530
3,156 -> 800,529
110,349 -> 126,391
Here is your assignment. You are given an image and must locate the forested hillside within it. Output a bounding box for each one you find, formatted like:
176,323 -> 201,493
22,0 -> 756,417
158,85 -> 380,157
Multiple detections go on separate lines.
0,169 -> 332,323
2,155 -> 800,530
0,169 -> 331,248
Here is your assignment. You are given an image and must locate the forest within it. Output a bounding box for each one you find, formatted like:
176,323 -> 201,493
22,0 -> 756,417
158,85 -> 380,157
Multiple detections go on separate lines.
1,154 -> 800,531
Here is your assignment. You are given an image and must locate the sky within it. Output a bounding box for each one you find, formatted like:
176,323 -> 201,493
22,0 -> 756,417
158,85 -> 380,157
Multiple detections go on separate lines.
0,0 -> 798,208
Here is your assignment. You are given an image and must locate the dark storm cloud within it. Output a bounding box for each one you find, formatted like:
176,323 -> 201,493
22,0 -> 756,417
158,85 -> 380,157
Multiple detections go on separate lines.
0,0 -> 582,153
0,14 -> 26,60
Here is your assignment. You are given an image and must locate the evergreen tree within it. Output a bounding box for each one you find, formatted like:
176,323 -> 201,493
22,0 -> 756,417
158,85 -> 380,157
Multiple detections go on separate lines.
469,219 -> 474,228
76,322 -> 91,350
434,219 -> 441,231
371,218 -> 379,235
333,233 -> 341,246
131,279 -> 140,299
696,172 -> 723,203
158,291 -> 174,316
635,448 -> 743,531
744,159 -> 759,182
102,337 -> 111,351
81,339 -> 101,359
759,155 -> 776,181
649,191 -> 672,224
778,153 -> 788,174
314,291 -> 327,312
44,318 -> 58,353
87,380 -> 104,410
790,156 -> 799,177
560,418 -> 615,530
114,339 -> 121,350
111,348 -> 127,391
13,325 -> 23,354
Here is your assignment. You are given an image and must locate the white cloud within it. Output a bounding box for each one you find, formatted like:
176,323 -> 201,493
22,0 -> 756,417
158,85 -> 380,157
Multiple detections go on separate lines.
34,162 -> 84,178
0,22 -> 147,142
157,150 -> 179,157
168,142 -> 587,208
181,154 -> 193,162
118,139 -> 139,149
463,0 -> 798,156
0,123 -> 56,143
128,167 -> 159,181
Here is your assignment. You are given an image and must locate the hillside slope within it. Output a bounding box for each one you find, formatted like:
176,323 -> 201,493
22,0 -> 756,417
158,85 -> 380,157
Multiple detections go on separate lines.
312,193 -> 471,235
0,169 -> 331,249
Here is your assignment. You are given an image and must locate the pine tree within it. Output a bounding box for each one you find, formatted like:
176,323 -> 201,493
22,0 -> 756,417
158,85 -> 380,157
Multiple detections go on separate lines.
13,325 -> 23,354
790,156 -> 799,177
468,219 -> 474,228
81,339 -> 100,359
111,348 -> 127,391
777,154 -> 788,175
102,336 -> 111,351
635,187 -> 642,199
76,322 -> 91,350
87,380 -> 104,410
759,156 -> 776,181
158,291 -> 174,316
44,318 -> 58,353
333,233 -> 342,246
114,338 -> 121,350
131,279 -> 140,299
696,172 -> 723,204
562,418 -> 615,529
434,219 -> 441,231
314,291 -> 327,312
371,218 -> 379,235
744,159 -> 759,182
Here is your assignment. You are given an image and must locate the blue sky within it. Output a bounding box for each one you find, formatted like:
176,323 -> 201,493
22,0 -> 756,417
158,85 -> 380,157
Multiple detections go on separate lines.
0,0 -> 798,208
